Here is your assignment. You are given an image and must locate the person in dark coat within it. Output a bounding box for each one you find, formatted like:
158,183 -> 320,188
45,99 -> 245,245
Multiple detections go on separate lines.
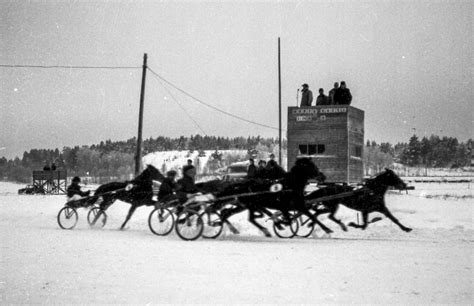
176,166 -> 199,203
328,82 -> 339,105
333,81 -> 352,105
300,84 -> 313,107
158,170 -> 177,201
255,160 -> 267,179
182,159 -> 195,179
43,162 -> 51,171
316,88 -> 329,106
247,159 -> 257,178
67,176 -> 90,201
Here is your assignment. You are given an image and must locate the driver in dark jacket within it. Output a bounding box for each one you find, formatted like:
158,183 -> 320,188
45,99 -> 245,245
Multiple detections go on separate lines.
67,176 -> 90,201
265,160 -> 286,180
158,170 -> 178,202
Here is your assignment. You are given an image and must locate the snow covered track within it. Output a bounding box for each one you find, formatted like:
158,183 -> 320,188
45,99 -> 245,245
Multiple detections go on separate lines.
1,182 -> 472,303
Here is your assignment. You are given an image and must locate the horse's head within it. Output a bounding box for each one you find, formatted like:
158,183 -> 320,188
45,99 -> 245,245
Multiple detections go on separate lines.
290,157 -> 326,185
137,164 -> 165,183
291,158 -> 326,183
370,168 -> 406,190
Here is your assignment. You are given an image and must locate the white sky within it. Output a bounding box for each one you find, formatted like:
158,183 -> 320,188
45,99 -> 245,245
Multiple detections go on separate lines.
1,1 -> 472,159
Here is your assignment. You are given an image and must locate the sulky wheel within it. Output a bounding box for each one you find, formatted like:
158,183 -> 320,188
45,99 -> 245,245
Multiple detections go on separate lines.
148,207 -> 175,236
57,206 -> 78,230
273,214 -> 299,238
295,215 -> 315,238
200,211 -> 224,239
87,207 -> 107,228
175,209 -> 204,241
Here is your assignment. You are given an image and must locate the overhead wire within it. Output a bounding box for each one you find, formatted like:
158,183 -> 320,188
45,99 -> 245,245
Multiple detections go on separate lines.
1,62 -> 283,133
147,66 -> 281,131
148,71 -> 207,135
0,64 -> 140,69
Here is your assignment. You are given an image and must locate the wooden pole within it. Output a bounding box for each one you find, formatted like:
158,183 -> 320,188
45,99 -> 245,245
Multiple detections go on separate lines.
278,38 -> 282,166
135,53 -> 148,176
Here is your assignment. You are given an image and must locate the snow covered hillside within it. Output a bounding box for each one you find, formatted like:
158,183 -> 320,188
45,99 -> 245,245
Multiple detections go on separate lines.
143,149 -> 249,177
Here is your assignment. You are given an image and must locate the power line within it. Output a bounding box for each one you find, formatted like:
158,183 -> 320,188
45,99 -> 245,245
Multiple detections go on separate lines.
0,64 -> 140,69
149,72 -> 207,135
147,66 -> 281,131
2,62 -> 284,132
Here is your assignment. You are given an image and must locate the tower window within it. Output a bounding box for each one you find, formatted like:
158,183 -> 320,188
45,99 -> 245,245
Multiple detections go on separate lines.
298,144 -> 326,155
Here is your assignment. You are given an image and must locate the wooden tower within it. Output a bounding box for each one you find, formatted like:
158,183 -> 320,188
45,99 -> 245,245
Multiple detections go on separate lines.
287,105 -> 364,183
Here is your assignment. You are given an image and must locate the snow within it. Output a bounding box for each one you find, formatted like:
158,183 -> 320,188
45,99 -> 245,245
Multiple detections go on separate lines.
142,149 -> 248,176
0,181 -> 472,304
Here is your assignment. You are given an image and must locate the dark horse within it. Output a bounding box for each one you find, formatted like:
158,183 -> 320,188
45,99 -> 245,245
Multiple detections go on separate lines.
306,168 -> 412,232
92,165 -> 164,229
203,158 -> 332,237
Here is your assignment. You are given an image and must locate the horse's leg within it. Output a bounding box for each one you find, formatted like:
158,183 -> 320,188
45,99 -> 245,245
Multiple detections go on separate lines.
91,197 -> 113,225
299,200 -> 332,234
327,206 -> 348,232
379,206 -> 412,232
220,205 -> 245,234
120,205 -> 137,230
348,211 -> 368,229
306,208 -> 333,234
248,208 -> 271,237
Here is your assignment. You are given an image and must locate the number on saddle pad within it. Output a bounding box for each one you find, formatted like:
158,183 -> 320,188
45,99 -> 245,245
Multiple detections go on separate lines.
270,183 -> 283,192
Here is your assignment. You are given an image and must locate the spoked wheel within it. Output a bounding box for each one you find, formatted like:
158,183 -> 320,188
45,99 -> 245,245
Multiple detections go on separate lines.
295,215 -> 315,238
148,207 -> 175,236
87,207 -> 107,228
200,211 -> 223,239
57,206 -> 78,230
175,209 -> 203,241
273,214 -> 299,238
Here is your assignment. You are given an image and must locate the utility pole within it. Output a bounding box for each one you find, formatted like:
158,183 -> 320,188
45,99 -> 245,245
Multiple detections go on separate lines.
278,38 -> 282,166
135,53 -> 147,176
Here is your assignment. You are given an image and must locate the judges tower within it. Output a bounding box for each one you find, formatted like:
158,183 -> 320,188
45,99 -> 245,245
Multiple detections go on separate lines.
287,105 -> 364,183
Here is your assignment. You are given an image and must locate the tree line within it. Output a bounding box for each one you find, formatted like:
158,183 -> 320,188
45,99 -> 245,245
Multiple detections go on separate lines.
1,134 -> 471,183
0,135 -> 285,183
364,135 -> 472,174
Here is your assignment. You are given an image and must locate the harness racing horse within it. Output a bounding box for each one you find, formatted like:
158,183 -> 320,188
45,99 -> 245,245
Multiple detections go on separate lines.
306,168 -> 412,232
213,158 -> 332,237
92,165 -> 164,230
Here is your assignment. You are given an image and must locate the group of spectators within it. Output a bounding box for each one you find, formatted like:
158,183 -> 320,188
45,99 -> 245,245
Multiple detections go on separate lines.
43,161 -> 57,171
247,154 -> 285,180
300,81 -> 352,107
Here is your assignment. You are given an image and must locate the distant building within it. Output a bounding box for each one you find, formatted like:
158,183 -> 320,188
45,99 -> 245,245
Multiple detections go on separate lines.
287,105 -> 364,183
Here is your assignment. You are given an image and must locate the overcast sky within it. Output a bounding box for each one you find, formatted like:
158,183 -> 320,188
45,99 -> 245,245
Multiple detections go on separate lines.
1,1 -> 472,159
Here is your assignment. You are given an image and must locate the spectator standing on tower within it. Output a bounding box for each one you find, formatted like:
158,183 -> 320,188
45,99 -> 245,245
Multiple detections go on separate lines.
300,84 -> 313,107
333,81 -> 352,105
328,82 -> 339,105
316,88 -> 329,106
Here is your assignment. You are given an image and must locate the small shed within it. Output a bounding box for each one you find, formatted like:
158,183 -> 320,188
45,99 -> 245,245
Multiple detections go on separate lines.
32,170 -> 67,194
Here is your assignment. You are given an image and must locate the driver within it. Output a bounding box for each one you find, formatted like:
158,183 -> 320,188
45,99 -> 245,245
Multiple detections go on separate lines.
265,160 -> 286,180
158,170 -> 178,203
67,176 -> 91,202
